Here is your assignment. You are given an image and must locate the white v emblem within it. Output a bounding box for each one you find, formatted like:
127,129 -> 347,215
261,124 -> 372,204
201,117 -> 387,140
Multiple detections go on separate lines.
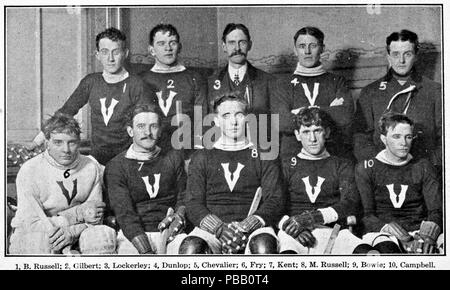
142,174 -> 161,199
301,83 -> 320,106
302,176 -> 325,203
156,90 -> 177,116
386,184 -> 408,208
99,98 -> 119,126
221,163 -> 245,192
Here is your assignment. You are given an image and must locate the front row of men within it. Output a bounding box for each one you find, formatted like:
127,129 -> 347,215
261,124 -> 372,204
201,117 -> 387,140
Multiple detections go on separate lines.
9,92 -> 442,255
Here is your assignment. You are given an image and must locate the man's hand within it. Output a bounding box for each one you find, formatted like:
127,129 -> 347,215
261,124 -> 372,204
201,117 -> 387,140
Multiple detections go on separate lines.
282,211 -> 324,238
48,226 -> 76,252
216,222 -> 247,254
158,206 -> 186,243
76,201 -> 105,224
296,229 -> 316,248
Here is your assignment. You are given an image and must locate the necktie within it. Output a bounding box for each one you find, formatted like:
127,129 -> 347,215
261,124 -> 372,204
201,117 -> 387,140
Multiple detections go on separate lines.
234,72 -> 240,86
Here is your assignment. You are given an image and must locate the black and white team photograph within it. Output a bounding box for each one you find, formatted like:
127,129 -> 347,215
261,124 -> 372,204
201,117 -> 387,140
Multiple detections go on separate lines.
1,0 -> 449,272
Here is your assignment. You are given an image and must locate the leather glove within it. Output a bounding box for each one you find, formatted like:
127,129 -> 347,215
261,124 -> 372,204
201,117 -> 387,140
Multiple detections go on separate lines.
131,234 -> 155,254
282,210 -> 324,238
404,221 -> 441,254
199,214 -> 246,254
158,206 -> 186,243
381,222 -> 413,243
296,229 -> 316,248
76,200 -> 106,224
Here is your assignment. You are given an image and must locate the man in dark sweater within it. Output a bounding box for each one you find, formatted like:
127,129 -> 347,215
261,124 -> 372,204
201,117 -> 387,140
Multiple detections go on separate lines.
181,92 -> 286,254
354,30 -> 442,172
140,24 -> 207,158
355,112 -> 442,254
27,27 -> 156,166
104,104 -> 187,254
278,107 -> 363,254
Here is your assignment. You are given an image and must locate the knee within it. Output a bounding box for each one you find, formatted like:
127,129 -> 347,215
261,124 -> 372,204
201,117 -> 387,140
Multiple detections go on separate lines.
79,225 -> 117,255
352,244 -> 380,255
373,241 -> 402,253
179,236 -> 212,254
248,233 -> 278,254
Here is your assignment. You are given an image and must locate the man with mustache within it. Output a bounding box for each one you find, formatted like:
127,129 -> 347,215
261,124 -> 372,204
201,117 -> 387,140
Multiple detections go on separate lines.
355,112 -> 442,254
207,23 -> 276,148
354,30 -> 442,174
104,104 -> 187,254
140,24 -> 207,158
9,113 -> 114,254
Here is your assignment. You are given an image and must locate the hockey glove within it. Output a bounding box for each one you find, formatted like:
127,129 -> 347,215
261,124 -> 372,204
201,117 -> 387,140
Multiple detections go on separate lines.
158,206 -> 186,243
282,210 -> 324,238
296,229 -> 316,248
200,214 -> 246,254
76,200 -> 106,224
131,234 -> 155,254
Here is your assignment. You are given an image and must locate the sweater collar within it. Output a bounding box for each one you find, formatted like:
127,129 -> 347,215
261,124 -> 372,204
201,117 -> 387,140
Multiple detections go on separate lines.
213,136 -> 254,151
297,148 -> 331,160
125,144 -> 161,161
151,62 -> 186,73
43,150 -> 81,170
102,68 -> 129,84
293,63 -> 326,77
375,149 -> 413,166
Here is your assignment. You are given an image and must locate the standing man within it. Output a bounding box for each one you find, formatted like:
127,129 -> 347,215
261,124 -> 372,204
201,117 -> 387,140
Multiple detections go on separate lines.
140,24 -> 207,157
278,107 -> 363,254
354,29 -> 442,172
208,23 -> 276,150
27,27 -> 156,166
272,26 -> 354,160
355,112 -> 442,254
180,93 -> 285,254
105,104 -> 187,254
9,113 -> 115,255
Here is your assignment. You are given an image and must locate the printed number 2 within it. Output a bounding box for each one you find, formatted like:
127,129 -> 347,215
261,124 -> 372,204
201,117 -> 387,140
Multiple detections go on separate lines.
167,79 -> 174,89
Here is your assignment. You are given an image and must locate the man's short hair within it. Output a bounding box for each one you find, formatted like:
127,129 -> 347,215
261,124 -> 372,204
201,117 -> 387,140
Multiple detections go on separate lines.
149,24 -> 180,45
386,29 -> 419,54
213,91 -> 249,114
125,103 -> 163,128
293,107 -> 332,130
222,23 -> 251,43
293,26 -> 325,45
378,111 -> 414,136
42,112 -> 81,140
96,27 -> 127,51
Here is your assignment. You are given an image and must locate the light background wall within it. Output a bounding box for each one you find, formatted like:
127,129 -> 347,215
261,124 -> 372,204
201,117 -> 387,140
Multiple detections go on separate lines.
6,5 -> 442,142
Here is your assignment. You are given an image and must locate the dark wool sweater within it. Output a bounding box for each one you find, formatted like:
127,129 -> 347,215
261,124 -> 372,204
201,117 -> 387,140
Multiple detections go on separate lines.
355,157 -> 442,233
58,73 -> 156,165
104,149 -> 186,242
185,148 -> 286,227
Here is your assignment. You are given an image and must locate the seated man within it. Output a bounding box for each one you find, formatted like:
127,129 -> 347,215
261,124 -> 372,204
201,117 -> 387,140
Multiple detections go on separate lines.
355,112 -> 443,254
278,107 -> 363,254
181,92 -> 286,254
9,113 -> 114,255
104,104 -> 187,254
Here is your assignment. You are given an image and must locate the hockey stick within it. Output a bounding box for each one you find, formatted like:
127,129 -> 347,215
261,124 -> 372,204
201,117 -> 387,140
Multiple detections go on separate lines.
247,187 -> 262,217
323,223 -> 341,254
158,207 -> 175,254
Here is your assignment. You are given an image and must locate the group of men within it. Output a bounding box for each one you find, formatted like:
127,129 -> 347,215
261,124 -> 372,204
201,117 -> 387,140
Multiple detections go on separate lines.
9,22 -> 443,255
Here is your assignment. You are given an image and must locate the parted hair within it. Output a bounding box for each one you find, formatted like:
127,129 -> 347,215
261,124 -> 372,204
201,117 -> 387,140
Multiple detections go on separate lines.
42,112 -> 81,140
212,91 -> 249,113
222,23 -> 251,42
386,29 -> 419,54
293,26 -> 325,45
95,27 -> 127,50
378,111 -> 414,136
125,103 -> 163,128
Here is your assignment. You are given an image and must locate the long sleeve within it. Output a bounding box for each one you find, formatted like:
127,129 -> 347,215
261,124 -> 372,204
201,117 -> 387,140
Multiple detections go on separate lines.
172,152 -> 187,210
57,75 -> 91,116
354,162 -> 385,232
432,83 -> 442,167
105,161 -> 145,241
353,87 -> 378,162
185,151 -> 211,226
329,159 -> 361,223
420,160 -> 442,230
271,78 -> 296,135
253,159 -> 287,227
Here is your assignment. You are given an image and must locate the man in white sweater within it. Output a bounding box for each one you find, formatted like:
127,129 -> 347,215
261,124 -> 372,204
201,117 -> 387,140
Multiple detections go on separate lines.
9,113 -> 116,255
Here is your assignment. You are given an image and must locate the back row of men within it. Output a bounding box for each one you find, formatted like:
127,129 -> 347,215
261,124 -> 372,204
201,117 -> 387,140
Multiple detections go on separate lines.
10,23 -> 442,255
